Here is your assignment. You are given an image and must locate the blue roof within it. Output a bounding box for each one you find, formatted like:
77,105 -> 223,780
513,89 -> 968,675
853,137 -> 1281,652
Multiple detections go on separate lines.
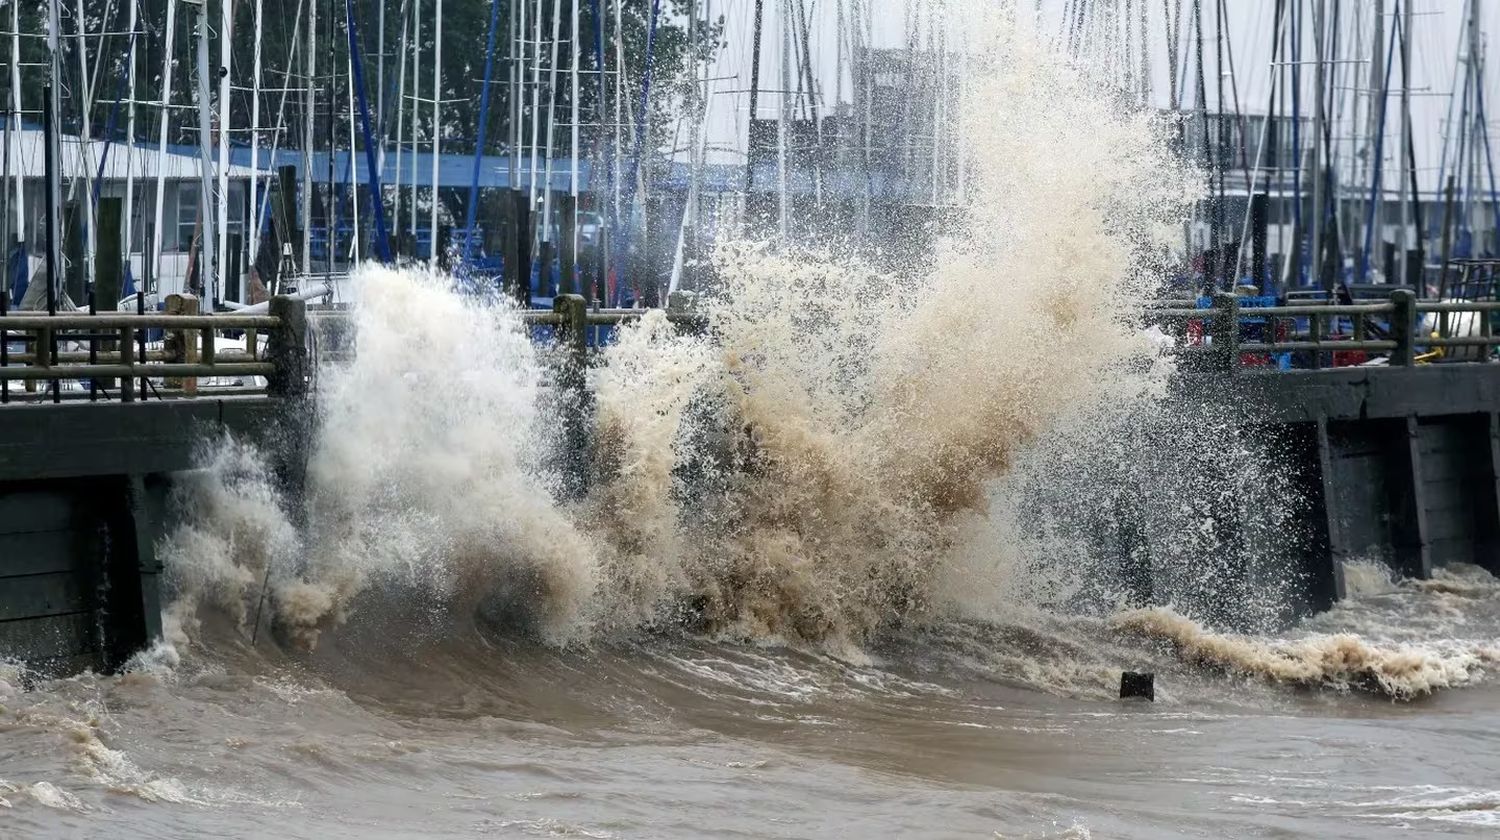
144,139 -> 929,199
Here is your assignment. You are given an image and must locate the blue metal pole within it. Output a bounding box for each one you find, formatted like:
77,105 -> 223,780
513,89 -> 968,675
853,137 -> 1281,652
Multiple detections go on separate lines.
464,0 -> 503,263
590,0 -> 611,297
613,0 -> 663,305
1473,67 -> 1500,253
93,32 -> 140,206
346,0 -> 393,263
1359,15 -> 1400,281
1289,0 -> 1304,285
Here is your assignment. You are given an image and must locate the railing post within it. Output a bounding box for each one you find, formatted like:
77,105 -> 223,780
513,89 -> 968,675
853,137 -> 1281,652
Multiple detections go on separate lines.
1390,289 -> 1417,367
120,327 -> 135,402
554,293 -> 588,374
1482,303 -> 1495,362
201,323 -> 216,369
553,293 -> 590,498
164,293 -> 200,395
29,326 -> 50,394
1309,305 -> 1325,370
267,295 -> 308,397
667,289 -> 703,336
1211,292 -> 1240,373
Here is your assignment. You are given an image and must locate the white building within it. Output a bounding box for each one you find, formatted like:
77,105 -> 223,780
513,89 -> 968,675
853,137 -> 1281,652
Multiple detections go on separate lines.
3,129 -> 267,303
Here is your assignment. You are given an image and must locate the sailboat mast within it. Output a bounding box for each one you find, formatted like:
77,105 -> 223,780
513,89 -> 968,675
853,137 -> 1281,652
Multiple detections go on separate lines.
123,0 -> 140,285
529,0 -> 544,212
542,0 -> 563,255
1397,0 -> 1413,285
570,0 -> 581,250
347,49 -> 360,264
777,0 -> 791,242
378,0 -> 386,133
152,0 -> 179,286
409,0 -> 420,252
392,3 -> 409,244
510,0 -> 522,194
430,0 -> 444,265
1310,0 -> 1326,290
250,0 -> 264,263
465,0 -> 502,260
73,0 -> 98,299
304,0 -> 317,274
218,0 -> 235,301
7,0 -> 24,252
45,0 -> 62,311
745,0 -> 765,198
194,0 -> 219,303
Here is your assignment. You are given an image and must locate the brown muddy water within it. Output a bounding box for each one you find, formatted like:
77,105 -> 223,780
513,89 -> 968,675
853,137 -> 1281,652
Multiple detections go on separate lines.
3,567 -> 1498,839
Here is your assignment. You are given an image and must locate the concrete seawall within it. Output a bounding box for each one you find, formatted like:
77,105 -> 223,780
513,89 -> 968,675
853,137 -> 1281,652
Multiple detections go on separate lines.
0,399 -> 286,675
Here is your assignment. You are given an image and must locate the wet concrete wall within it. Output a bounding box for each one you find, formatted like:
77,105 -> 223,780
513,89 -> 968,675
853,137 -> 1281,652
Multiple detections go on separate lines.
1183,363 -> 1500,614
0,399 -> 284,676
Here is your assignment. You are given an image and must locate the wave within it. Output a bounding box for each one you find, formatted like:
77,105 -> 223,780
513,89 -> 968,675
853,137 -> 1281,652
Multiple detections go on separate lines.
158,12 -> 1199,656
1112,605 -> 1500,699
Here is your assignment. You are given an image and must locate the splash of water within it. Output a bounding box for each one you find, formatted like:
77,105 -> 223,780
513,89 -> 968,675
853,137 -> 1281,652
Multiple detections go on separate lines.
161,16 -> 1200,652
577,19 -> 1199,645
1113,606 -> 1500,699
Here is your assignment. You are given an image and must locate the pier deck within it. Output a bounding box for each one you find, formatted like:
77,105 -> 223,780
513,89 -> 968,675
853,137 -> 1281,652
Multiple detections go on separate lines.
2,292 -> 1499,672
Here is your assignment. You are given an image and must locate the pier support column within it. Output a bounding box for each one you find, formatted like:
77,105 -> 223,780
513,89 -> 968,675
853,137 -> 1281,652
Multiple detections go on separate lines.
1478,414 -> 1500,574
553,294 -> 591,498
559,196 -> 578,296
267,296 -> 312,518
1405,416 -> 1434,579
1315,417 -> 1349,601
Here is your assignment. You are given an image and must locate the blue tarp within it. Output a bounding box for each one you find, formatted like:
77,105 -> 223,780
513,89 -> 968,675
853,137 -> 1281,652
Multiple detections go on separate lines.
6,243 -> 26,304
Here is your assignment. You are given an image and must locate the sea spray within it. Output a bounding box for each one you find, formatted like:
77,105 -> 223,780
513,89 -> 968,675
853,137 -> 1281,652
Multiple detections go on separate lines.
162,269 -> 602,649
578,16 -> 1201,643
159,14 -> 1205,652
1113,606 -> 1500,699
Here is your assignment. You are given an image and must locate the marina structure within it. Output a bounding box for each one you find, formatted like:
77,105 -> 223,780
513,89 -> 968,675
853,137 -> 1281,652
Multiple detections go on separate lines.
5,1 -> 1500,675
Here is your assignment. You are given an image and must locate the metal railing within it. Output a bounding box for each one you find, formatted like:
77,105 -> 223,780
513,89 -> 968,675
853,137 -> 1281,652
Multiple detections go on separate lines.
1147,290 -> 1500,371
6,286 -> 1496,407
0,294 -> 307,404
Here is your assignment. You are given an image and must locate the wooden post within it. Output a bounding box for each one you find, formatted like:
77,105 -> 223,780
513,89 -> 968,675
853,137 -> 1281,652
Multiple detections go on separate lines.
667,289 -> 704,337
164,293 -> 200,395
512,191 -> 532,305
1309,307 -> 1325,370
119,327 -> 135,402
1211,292 -> 1239,373
559,195 -> 578,296
1390,288 -> 1417,366
267,295 -> 308,397
553,293 -> 590,497
201,322 -> 216,368
28,326 -> 50,394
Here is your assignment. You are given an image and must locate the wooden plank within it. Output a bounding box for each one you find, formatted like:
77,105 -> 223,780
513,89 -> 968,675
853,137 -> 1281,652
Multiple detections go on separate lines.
0,612 -> 95,660
0,531 -> 78,577
0,573 -> 91,621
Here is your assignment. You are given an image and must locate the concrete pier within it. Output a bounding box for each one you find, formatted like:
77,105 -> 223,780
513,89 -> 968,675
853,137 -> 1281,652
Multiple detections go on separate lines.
1184,363 -> 1500,612
2,294 -> 1500,672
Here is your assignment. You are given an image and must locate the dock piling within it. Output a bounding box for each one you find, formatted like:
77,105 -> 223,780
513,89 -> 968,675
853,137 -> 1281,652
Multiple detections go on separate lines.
1390,289 -> 1417,366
